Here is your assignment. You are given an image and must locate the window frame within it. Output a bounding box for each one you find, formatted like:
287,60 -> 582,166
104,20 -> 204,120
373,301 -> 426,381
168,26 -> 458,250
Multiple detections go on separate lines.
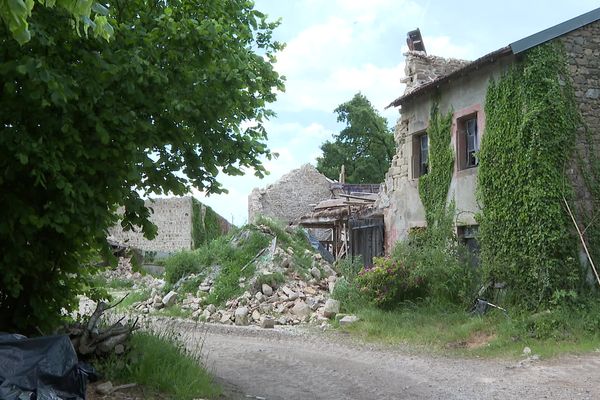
411,130 -> 429,179
456,113 -> 480,171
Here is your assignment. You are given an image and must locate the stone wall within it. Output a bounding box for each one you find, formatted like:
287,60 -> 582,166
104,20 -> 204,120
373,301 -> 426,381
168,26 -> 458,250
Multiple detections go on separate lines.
401,51 -> 470,95
109,197 -> 194,253
248,164 -> 332,223
561,21 -> 600,222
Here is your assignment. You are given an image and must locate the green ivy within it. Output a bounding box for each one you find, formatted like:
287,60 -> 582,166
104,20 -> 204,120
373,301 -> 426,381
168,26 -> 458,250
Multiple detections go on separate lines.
191,198 -> 223,249
419,103 -> 454,227
477,42 -> 580,308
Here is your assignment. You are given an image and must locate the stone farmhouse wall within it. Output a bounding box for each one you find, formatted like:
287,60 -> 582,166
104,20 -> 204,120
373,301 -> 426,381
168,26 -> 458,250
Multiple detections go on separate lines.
378,20 -> 600,252
109,197 -> 194,253
248,164 -> 332,224
561,21 -> 600,223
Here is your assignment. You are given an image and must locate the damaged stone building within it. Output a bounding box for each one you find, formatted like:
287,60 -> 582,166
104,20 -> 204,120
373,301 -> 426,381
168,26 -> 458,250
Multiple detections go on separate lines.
379,8 -> 600,255
109,196 -> 231,257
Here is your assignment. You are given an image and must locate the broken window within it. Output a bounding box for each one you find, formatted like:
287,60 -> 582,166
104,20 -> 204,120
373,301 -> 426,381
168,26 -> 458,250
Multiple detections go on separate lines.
457,115 -> 479,170
412,131 -> 428,178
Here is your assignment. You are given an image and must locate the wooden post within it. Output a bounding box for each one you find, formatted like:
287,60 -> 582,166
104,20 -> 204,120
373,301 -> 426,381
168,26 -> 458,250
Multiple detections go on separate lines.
563,196 -> 600,287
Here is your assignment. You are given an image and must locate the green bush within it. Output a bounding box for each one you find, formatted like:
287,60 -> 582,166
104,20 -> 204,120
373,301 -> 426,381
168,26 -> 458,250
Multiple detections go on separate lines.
164,251 -> 203,285
356,256 -> 424,308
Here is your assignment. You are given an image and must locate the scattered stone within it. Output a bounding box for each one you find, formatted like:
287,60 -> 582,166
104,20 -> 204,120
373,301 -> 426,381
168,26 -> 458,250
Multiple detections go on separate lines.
206,304 -> 217,314
261,317 -> 275,329
262,283 -> 273,296
199,285 -> 211,292
310,266 -> 321,280
96,381 -> 114,395
161,291 -> 178,307
220,313 -> 233,324
291,301 -> 311,318
339,315 -> 359,326
523,347 -> 532,355
235,306 -> 249,326
306,297 -> 320,311
259,303 -> 273,313
277,316 -> 288,325
251,309 -> 261,321
255,292 -> 264,302
323,299 -> 340,319
322,264 -> 336,277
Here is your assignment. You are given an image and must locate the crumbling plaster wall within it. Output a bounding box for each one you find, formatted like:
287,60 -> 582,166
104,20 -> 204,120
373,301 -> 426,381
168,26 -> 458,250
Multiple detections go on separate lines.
402,51 -> 470,94
248,164 -> 332,224
108,197 -> 193,252
378,53 -> 515,251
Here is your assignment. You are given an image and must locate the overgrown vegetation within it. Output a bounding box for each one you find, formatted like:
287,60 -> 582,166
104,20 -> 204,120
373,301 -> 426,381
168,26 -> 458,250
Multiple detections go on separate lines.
191,199 -> 224,249
477,41 -> 581,308
418,103 -> 454,226
340,300 -> 600,358
0,1 -> 284,333
98,330 -> 220,399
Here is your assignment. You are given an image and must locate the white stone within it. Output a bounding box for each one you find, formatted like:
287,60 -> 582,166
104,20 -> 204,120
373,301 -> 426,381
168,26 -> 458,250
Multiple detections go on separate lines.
235,306 -> 249,326
322,264 -> 336,277
523,347 -> 532,355
262,284 -> 273,296
206,304 -> 217,313
255,292 -> 264,302
291,301 -> 311,318
310,266 -> 321,280
220,313 -> 233,324
261,317 -> 275,329
339,315 -> 360,326
306,297 -> 320,311
323,299 -> 340,319
251,309 -> 261,321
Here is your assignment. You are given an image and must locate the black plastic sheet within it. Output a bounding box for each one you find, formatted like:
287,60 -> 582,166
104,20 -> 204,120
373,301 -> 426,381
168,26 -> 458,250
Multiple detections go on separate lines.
0,333 -> 94,400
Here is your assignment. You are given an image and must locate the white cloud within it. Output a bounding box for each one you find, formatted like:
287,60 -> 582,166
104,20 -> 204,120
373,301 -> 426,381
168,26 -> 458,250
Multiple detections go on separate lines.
425,35 -> 476,60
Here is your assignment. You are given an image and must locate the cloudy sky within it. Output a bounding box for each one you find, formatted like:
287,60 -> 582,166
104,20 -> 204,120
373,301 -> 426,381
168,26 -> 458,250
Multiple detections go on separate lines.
194,0 -> 599,226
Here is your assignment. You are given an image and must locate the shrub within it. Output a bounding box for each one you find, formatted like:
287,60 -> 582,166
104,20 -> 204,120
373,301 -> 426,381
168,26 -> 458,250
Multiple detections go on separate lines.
356,256 -> 424,308
164,251 -> 203,285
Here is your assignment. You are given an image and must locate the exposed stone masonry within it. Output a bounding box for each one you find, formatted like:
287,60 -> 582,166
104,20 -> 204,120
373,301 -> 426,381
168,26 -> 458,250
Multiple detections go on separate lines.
561,21 -> 600,220
248,164 -> 332,223
402,51 -> 470,95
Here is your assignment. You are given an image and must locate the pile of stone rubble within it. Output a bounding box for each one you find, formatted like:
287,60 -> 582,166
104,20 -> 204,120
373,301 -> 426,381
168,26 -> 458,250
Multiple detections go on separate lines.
131,245 -> 359,328
102,256 -> 165,291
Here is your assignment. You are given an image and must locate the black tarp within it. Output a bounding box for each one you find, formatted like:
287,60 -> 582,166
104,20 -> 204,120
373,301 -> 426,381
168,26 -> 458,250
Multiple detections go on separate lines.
0,333 -> 94,400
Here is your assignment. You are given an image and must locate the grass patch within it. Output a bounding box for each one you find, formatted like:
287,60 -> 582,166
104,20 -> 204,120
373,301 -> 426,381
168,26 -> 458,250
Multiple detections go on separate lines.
97,330 -> 220,399
339,301 -> 600,358
114,289 -> 150,310
89,274 -> 134,290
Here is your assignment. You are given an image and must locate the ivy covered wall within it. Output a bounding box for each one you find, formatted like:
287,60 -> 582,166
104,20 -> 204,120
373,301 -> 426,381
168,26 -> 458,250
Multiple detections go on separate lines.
477,42 -> 581,308
191,198 -> 227,249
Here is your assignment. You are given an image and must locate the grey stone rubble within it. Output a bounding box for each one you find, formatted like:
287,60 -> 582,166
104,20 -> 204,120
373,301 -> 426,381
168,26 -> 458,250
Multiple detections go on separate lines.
130,242 -> 347,328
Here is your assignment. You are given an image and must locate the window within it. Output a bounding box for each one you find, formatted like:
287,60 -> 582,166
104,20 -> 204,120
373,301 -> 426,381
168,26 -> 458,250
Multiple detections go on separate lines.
457,115 -> 479,170
412,132 -> 428,178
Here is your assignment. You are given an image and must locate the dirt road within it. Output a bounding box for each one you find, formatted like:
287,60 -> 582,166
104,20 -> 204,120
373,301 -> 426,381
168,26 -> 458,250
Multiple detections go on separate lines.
161,320 -> 600,400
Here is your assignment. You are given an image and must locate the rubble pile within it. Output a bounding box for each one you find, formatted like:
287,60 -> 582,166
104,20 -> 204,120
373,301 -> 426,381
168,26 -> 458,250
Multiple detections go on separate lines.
102,256 -> 165,290
131,245 -> 357,327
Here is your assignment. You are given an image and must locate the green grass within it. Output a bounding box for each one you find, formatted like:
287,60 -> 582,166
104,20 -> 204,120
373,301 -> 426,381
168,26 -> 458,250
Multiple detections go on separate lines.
97,330 -> 220,399
114,289 -> 150,310
89,274 -> 134,290
339,301 -> 600,359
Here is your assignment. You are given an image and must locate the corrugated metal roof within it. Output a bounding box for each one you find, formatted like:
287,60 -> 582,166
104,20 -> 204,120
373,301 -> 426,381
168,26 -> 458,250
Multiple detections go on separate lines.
387,7 -> 600,109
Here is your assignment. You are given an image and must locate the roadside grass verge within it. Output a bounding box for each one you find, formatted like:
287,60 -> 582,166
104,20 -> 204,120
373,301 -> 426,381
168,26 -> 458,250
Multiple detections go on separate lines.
339,301 -> 600,358
97,330 -> 220,399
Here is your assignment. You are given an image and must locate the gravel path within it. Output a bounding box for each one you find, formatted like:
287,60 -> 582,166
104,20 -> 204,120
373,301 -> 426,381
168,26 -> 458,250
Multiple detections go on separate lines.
151,319 -> 600,400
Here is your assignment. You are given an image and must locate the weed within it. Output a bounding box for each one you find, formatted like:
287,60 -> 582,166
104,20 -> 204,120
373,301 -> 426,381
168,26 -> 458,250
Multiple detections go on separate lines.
97,328 -> 220,399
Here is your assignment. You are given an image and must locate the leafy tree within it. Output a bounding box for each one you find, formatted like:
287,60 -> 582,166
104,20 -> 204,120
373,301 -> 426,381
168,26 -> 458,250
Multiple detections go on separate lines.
317,93 -> 395,184
0,0 -> 284,333
0,0 -> 114,44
